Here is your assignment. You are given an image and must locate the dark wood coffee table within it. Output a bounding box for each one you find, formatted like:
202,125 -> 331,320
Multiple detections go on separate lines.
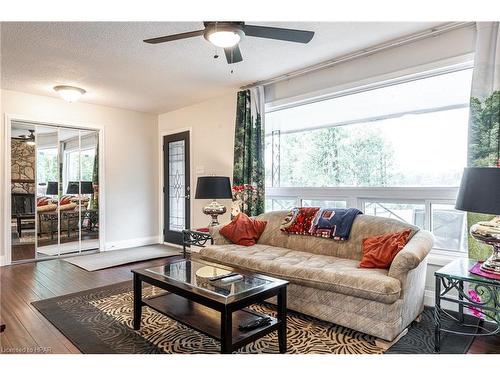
132,257 -> 289,354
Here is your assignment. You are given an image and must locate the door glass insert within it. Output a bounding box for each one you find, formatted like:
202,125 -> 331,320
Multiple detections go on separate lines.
169,140 -> 186,232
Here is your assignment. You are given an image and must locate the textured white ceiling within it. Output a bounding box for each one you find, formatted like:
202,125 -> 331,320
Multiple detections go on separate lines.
1,22 -> 443,114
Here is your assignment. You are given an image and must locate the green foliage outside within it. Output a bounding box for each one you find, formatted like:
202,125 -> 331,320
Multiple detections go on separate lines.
274,126 -> 394,188
467,91 -> 500,260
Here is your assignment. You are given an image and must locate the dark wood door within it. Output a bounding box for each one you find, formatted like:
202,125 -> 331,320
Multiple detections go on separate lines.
163,131 -> 191,245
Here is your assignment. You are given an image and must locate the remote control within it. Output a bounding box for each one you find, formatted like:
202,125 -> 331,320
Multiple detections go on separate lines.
219,274 -> 243,284
239,317 -> 272,332
208,272 -> 239,282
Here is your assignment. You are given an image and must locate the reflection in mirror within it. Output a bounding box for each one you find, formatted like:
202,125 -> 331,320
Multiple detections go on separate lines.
36,125 -> 61,258
79,130 -> 99,252
10,121 -> 100,262
57,127 -> 82,256
10,122 -> 37,261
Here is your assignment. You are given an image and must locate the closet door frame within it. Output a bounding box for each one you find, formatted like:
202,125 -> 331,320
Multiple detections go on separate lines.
3,114 -> 106,266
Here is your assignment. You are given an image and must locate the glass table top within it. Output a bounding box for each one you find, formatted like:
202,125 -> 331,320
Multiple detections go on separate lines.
145,259 -> 273,299
435,258 -> 500,286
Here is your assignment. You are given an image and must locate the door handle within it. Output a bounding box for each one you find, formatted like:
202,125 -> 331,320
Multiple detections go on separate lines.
184,194 -> 190,200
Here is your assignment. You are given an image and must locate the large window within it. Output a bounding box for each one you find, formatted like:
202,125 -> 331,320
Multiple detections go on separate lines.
64,147 -> 96,191
265,63 -> 473,253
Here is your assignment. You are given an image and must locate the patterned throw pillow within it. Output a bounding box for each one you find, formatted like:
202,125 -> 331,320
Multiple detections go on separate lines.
280,207 -> 320,235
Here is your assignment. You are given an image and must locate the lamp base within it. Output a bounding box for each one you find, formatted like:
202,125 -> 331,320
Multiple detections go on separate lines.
471,216 -> 500,275
202,200 -> 227,227
481,244 -> 500,274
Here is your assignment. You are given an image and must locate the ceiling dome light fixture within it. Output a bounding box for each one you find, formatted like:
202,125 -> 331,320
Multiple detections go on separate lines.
204,23 -> 244,48
53,85 -> 86,103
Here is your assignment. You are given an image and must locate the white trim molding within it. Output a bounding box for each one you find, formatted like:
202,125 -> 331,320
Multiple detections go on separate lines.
105,236 -> 160,251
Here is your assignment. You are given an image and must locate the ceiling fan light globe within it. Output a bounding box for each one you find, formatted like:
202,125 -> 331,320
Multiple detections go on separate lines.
53,85 -> 86,103
207,30 -> 241,48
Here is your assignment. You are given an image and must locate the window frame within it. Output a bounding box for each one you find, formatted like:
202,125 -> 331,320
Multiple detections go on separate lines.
266,187 -> 465,254
264,57 -> 474,256
63,145 -> 96,194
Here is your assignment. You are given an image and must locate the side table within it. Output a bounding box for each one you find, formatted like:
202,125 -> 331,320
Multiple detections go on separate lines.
182,229 -> 214,257
434,258 -> 500,352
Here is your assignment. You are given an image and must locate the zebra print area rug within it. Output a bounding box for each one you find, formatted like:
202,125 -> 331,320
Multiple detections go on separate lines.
32,281 -> 474,354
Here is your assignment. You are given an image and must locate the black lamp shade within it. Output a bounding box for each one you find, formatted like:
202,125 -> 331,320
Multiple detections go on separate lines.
66,181 -> 93,195
195,176 -> 232,200
455,167 -> 500,215
46,181 -> 58,195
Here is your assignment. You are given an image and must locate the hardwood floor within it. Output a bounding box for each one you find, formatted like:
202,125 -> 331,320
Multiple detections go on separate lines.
0,256 -> 181,353
0,257 -> 498,354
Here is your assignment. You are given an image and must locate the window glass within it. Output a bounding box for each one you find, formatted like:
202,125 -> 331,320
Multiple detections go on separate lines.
364,201 -> 425,227
265,198 -> 297,212
301,200 -> 347,209
265,68 -> 472,188
431,204 -> 467,252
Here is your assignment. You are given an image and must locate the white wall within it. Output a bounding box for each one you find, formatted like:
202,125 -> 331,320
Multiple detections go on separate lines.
1,89 -> 159,263
158,92 -> 237,231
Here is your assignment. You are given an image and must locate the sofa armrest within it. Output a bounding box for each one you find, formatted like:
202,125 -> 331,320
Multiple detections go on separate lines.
388,230 -> 434,282
208,224 -> 232,245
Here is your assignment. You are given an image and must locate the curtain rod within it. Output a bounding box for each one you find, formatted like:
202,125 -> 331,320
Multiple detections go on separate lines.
241,21 -> 475,90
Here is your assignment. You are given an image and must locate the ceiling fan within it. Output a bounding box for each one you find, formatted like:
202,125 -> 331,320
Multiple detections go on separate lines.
143,22 -> 315,64
13,130 -> 36,146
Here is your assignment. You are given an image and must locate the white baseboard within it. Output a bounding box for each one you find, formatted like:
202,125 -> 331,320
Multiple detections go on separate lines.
0,255 -> 6,267
105,236 -> 160,251
163,242 -> 183,250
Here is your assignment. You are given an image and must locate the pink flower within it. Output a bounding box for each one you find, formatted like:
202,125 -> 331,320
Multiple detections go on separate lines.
468,290 -> 483,318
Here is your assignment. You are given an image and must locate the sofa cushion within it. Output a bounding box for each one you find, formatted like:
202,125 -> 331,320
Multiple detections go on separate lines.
199,244 -> 401,304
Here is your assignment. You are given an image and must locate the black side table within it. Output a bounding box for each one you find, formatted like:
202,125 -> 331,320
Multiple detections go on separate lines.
182,229 -> 214,257
434,258 -> 500,352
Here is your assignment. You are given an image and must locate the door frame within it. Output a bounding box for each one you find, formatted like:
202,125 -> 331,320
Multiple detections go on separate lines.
2,113 -> 106,266
158,128 -> 193,246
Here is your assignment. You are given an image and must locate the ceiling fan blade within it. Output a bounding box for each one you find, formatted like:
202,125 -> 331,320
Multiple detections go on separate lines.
243,25 -> 314,43
143,30 -> 204,44
224,45 -> 243,64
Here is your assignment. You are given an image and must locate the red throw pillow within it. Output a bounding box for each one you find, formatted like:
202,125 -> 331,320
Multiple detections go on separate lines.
219,213 -> 267,246
37,197 -> 51,207
359,229 -> 412,269
60,195 -> 73,205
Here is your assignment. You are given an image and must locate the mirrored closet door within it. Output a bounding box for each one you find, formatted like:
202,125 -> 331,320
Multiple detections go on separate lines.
10,120 -> 100,262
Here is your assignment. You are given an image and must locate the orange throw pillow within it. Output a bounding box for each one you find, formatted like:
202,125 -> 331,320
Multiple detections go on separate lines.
359,229 -> 412,269
219,213 -> 267,246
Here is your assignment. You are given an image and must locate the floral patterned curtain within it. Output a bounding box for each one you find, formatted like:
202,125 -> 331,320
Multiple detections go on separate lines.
233,87 -> 265,216
467,22 -> 500,260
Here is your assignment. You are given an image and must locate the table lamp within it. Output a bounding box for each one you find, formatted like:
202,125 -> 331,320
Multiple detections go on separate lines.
67,181 -> 94,208
46,181 -> 58,196
455,167 -> 500,274
195,176 -> 232,227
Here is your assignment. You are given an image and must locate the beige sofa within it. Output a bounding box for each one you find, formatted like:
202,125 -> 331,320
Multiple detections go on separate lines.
200,210 -> 434,343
